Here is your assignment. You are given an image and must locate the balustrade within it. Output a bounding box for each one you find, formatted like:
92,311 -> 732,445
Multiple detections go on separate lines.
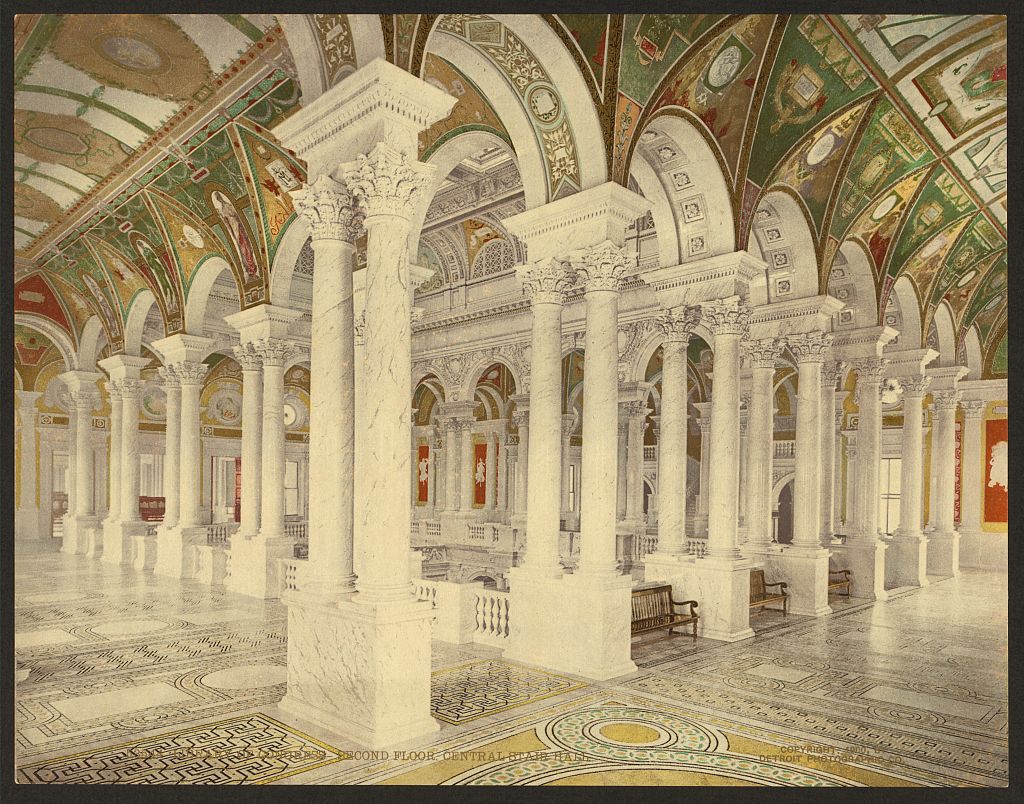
643,445 -> 657,462
473,588 -> 511,645
774,440 -> 796,459
206,522 -> 238,546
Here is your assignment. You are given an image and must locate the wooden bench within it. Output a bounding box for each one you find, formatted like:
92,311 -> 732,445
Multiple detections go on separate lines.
631,585 -> 699,640
828,563 -> 852,597
749,569 -> 788,616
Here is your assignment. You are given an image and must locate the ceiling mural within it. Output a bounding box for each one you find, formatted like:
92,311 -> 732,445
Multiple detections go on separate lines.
14,12 -> 1007,374
14,325 -> 66,392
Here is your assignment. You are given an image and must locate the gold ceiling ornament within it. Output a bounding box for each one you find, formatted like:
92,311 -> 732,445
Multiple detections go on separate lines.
50,14 -> 213,102
14,183 -> 63,223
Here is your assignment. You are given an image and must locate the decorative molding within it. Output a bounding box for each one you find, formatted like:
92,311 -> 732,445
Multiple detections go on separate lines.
657,305 -> 702,344
172,361 -> 209,386
743,337 -> 785,369
232,343 -> 263,372
289,175 -> 364,243
345,144 -> 437,221
516,258 -> 575,306
786,332 -> 834,364
570,241 -> 631,293
701,300 -> 750,338
250,338 -> 296,367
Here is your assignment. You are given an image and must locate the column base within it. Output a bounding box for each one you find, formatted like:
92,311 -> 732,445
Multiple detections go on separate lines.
86,520 -> 107,559
279,591 -> 438,750
226,535 -> 293,599
193,544 -> 230,586
101,520 -> 145,566
926,530 -> 961,577
829,538 -> 888,600
153,525 -> 204,579
61,515 -> 98,555
503,567 -> 636,680
772,545 -> 832,617
132,527 -> 158,571
15,507 -> 42,540
886,531 -> 930,587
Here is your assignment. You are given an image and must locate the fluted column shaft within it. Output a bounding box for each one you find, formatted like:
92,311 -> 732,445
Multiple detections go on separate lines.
445,422 -> 460,510
577,244 -> 628,575
119,380 -> 142,521
518,258 -> 573,575
106,388 -> 122,522
696,411 -> 712,525
789,333 -> 832,548
626,404 -> 646,521
160,370 -> 181,528
496,435 -> 508,511
933,391 -> 960,534
291,176 -> 362,595
513,414 -> 529,516
616,416 -> 629,519
345,144 -> 436,602
561,415 -> 574,514
853,360 -> 887,540
898,380 -> 931,537
233,346 -> 263,537
17,392 -> 43,514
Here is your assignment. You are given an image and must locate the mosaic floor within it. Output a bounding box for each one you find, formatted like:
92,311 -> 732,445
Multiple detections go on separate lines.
14,541 -> 1007,786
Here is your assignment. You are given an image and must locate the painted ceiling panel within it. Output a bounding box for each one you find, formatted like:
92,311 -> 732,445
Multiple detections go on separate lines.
168,14 -> 262,72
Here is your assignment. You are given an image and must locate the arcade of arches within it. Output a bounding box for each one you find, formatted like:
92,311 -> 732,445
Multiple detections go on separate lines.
12,13 -> 1007,787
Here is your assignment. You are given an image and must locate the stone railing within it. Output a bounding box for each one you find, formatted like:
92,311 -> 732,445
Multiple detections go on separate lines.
278,557 -> 307,594
413,580 -> 511,646
473,588 -> 511,646
686,536 -> 708,558
635,532 -> 658,559
467,523 -> 487,542
643,445 -> 657,462
774,440 -> 796,459
145,523 -> 159,538
426,521 -> 441,540
285,520 -> 308,541
206,522 -> 238,546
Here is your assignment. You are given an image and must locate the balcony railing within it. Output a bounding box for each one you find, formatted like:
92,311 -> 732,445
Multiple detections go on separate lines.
643,445 -> 657,462
474,588 -> 510,646
774,440 -> 796,458
413,580 -> 510,646
285,521 -> 308,541
206,522 -> 238,546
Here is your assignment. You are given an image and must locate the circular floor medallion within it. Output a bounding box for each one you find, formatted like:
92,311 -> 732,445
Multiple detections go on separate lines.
92,619 -> 168,636
201,664 -> 287,690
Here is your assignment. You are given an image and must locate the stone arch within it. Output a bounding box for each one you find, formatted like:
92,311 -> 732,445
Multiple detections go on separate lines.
931,301 -> 957,367
278,15 -> 385,103
630,324 -> 715,387
424,19 -> 568,207
628,151 -> 678,268
413,374 -> 447,426
459,356 -> 522,405
76,316 -> 105,371
828,240 -> 878,331
123,289 -> 159,357
964,325 -> 984,380
771,472 -> 796,506
750,190 -> 819,301
631,112 -> 734,264
886,275 -> 923,350
412,363 -> 450,397
14,313 -> 76,371
184,256 -> 239,336
268,215 -> 313,309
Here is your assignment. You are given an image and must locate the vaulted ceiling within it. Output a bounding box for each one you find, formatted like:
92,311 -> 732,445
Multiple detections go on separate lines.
13,13 -> 1008,378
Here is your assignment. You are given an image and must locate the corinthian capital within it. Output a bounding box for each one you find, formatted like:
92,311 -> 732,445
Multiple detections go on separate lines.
157,366 -> 179,388
173,361 -> 208,386
70,389 -> 99,411
106,378 -> 124,399
119,378 -> 142,399
961,398 -> 986,419
250,338 -> 296,368
232,342 -> 263,372
701,300 -> 750,337
290,174 -> 364,243
786,332 -> 834,364
570,241 -> 631,293
658,305 -> 702,343
743,337 -> 784,369
344,144 -> 436,220
517,258 -> 576,306
853,357 -> 889,384
932,389 -> 961,410
901,375 -> 932,396
821,360 -> 847,389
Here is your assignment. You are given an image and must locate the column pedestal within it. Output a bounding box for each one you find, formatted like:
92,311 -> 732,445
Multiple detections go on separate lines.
227,535 -> 294,599
132,527 -> 158,571
280,592 -> 438,749
775,546 -> 832,616
886,534 -> 930,588
62,517 -> 98,555
154,525 -> 204,579
86,526 -> 104,558
830,540 -> 888,600
646,555 -> 755,641
101,520 -> 145,566
926,532 -> 960,577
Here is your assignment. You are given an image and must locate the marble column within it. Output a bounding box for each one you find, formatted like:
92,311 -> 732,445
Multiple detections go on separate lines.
511,409 -> 530,525
560,414 -> 575,518
254,339 -> 294,542
742,339 -> 782,551
818,363 -> 844,545
427,433 -> 438,509
888,376 -> 931,587
290,175 -> 362,599
649,306 -> 699,558
97,383 -> 122,554
485,431 -> 498,512
516,259 -> 574,575
434,430 -> 447,513
738,400 -> 749,534
155,367 -> 181,570
843,435 -> 858,530
232,344 -> 263,539
625,401 -> 647,523
445,419 -> 460,511
928,389 -> 961,576
697,300 -> 755,641
956,399 -> 986,561
837,358 -> 889,600
495,433 -> 508,512
693,403 -> 712,535
119,379 -> 142,525
15,390 -> 44,540
572,242 -> 627,577
778,332 -> 833,617
59,371 -> 101,555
